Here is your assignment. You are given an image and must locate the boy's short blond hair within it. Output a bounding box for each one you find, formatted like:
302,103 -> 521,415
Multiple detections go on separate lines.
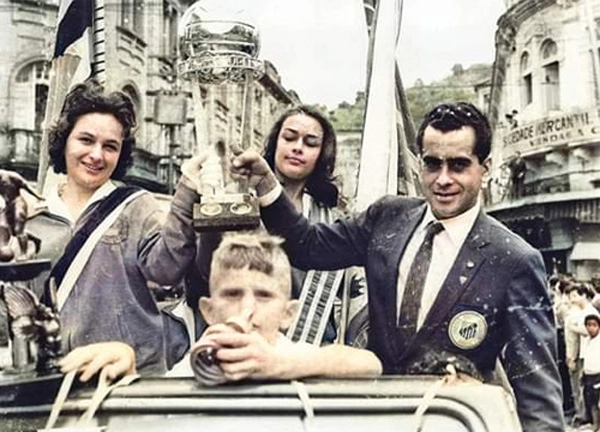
209,233 -> 292,297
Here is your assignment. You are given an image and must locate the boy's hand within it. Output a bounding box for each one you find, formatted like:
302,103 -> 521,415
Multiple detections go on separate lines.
205,331 -> 295,381
230,150 -> 279,197
59,342 -> 137,382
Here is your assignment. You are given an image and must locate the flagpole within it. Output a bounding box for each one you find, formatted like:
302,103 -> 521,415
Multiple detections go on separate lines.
355,0 -> 404,211
394,59 -> 417,196
36,0 -> 95,193
92,0 -> 106,85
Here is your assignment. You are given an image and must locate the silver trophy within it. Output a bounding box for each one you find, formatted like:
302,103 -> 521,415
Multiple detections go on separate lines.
178,0 -> 264,231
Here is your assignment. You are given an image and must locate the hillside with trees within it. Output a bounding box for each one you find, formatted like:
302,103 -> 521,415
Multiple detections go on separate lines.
328,63 -> 491,132
406,63 -> 492,123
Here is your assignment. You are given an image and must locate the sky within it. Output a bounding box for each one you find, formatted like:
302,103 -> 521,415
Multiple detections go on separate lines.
234,0 -> 507,109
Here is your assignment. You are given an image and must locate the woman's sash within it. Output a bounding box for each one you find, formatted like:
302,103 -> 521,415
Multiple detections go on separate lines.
44,186 -> 144,311
286,194 -> 345,345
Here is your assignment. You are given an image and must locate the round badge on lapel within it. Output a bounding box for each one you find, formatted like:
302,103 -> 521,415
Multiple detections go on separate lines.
448,311 -> 487,350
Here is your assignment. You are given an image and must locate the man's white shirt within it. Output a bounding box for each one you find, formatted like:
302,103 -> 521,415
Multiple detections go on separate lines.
397,201 -> 481,329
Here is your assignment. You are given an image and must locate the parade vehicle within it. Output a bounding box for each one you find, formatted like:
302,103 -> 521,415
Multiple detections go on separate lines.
1,372 -> 522,432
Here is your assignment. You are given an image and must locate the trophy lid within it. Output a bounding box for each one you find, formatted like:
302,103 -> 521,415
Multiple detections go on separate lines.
179,0 -> 260,59
178,0 -> 263,83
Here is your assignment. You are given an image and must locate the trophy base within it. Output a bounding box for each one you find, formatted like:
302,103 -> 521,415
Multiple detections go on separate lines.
193,193 -> 260,232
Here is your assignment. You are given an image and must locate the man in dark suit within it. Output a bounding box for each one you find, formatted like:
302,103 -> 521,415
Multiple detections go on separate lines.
231,102 -> 564,432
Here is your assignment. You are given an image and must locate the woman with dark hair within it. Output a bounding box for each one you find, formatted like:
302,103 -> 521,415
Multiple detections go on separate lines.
261,105 -> 364,346
25,79 -> 200,374
262,105 -> 338,210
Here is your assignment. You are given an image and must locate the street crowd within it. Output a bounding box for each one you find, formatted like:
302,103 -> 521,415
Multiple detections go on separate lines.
552,274 -> 600,431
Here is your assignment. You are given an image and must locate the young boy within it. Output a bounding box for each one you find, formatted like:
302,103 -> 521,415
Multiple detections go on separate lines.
61,233 -> 382,382
169,233 -> 382,380
582,313 -> 600,431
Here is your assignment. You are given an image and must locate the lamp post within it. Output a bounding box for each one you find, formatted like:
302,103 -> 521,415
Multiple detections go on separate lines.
154,90 -> 187,195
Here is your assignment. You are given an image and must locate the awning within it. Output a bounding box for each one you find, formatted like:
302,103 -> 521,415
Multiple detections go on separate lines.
570,242 -> 600,261
489,198 -> 600,224
548,199 -> 600,223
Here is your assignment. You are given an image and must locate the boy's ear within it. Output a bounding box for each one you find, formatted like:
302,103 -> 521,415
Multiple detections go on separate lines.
279,299 -> 299,331
199,297 -> 216,325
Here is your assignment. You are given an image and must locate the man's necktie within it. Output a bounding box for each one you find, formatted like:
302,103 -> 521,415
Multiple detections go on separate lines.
397,221 -> 445,343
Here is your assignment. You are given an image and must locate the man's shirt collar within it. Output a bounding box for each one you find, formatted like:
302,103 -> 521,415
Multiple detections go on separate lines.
422,200 -> 481,246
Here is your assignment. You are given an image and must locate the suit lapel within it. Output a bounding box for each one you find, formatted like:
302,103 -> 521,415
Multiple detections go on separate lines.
400,213 -> 491,359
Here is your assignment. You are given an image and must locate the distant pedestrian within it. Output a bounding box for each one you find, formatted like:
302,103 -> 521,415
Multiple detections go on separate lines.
508,151 -> 526,198
582,314 -> 600,431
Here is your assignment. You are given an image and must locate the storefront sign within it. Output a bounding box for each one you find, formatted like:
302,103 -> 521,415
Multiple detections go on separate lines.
500,108 -> 600,159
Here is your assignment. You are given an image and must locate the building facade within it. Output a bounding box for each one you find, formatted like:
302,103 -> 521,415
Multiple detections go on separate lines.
0,0 -> 299,193
487,0 -> 600,281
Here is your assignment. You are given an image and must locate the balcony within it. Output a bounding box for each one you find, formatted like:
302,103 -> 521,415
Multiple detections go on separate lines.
0,129 -> 42,180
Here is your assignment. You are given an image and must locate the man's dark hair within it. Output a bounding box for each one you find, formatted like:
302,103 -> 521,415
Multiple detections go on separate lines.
262,105 -> 338,207
48,79 -> 136,180
416,102 -> 492,163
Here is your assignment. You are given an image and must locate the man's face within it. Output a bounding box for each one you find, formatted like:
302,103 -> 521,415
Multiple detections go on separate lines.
201,267 -> 297,344
420,125 -> 490,219
586,319 -> 599,338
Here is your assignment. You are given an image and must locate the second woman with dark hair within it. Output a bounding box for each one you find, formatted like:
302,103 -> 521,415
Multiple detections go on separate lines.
262,105 -> 346,344
262,105 -> 338,210
26,80 -> 200,373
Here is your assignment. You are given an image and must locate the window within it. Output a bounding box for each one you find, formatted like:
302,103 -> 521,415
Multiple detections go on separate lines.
34,84 -> 48,131
122,84 -> 140,114
121,0 -> 144,35
520,52 -> 532,107
12,61 -> 50,131
540,39 -> 560,111
15,62 -> 48,83
541,39 -> 558,59
121,84 -> 143,149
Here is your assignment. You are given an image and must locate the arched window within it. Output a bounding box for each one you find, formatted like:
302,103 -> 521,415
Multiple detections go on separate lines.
541,39 -> 558,60
520,52 -> 530,71
520,52 -> 532,107
122,84 -> 141,114
12,61 -> 50,131
120,84 -> 144,150
540,39 -> 560,111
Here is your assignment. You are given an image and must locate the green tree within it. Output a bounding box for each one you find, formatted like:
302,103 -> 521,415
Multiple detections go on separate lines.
329,92 -> 366,131
406,84 -> 475,125
406,63 -> 491,123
